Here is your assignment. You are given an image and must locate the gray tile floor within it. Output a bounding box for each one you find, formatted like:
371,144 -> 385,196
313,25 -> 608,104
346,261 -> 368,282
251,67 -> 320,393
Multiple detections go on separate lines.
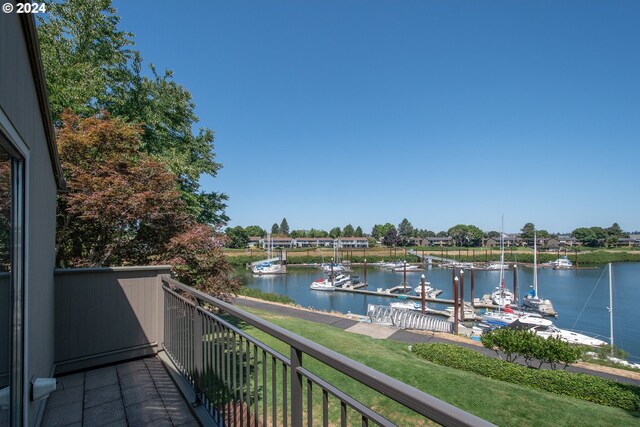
42,357 -> 199,426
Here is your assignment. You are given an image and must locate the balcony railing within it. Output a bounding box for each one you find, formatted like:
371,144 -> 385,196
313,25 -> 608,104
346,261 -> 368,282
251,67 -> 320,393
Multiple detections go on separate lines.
162,277 -> 494,427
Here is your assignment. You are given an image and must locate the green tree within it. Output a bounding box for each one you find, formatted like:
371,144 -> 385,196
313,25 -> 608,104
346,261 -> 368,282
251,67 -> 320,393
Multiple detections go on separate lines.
279,218 -> 290,236
244,225 -> 266,237
572,227 -> 606,247
309,228 -> 328,238
329,227 -> 342,238
342,224 -> 355,237
38,0 -> 228,226
225,226 -> 249,248
398,218 -> 414,245
271,223 -> 280,235
37,0 -> 134,121
447,224 -> 484,247
354,226 -> 364,237
520,223 -> 536,241
436,231 -> 448,237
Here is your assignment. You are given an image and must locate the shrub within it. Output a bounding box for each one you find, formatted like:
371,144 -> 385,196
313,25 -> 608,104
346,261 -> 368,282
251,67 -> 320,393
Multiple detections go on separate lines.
411,343 -> 640,411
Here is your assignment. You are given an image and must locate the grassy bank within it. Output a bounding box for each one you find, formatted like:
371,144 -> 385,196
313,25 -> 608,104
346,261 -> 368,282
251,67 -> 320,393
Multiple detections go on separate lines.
228,306 -> 640,426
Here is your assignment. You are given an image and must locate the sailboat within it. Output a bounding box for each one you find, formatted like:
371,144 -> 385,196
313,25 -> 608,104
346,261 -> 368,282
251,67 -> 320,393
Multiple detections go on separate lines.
321,241 -> 347,273
522,233 -> 557,316
251,233 -> 286,275
490,218 -> 514,307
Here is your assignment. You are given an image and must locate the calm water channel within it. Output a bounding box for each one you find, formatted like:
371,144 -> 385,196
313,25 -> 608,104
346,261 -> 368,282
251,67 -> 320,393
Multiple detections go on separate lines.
238,262 -> 640,361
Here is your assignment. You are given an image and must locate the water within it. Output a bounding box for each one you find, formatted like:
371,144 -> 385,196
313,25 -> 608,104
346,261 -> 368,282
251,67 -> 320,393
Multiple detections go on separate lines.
238,262 -> 640,361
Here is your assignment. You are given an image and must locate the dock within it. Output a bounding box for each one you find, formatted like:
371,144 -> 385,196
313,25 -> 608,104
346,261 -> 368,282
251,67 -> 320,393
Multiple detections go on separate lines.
334,285 -> 495,309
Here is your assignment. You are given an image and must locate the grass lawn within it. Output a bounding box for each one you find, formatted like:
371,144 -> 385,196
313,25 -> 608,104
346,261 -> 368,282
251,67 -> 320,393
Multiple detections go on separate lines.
230,307 -> 640,427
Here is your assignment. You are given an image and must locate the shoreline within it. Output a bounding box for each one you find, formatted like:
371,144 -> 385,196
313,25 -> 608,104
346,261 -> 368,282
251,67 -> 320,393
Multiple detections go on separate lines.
234,295 -> 640,382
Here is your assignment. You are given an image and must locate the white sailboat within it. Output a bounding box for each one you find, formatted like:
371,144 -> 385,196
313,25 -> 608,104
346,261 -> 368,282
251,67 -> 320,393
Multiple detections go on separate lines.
252,233 -> 286,275
490,218 -> 514,307
522,233 -> 557,316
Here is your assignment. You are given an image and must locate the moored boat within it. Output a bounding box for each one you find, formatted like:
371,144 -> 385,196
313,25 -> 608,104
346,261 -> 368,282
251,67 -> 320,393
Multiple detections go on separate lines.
310,278 -> 336,291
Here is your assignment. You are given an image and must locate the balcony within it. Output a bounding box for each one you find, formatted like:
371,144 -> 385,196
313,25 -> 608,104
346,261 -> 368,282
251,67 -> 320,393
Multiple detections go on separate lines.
41,266 -> 492,426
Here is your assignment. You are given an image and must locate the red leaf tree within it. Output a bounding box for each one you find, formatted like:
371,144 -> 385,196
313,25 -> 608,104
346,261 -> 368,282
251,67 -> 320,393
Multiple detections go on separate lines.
56,112 -> 238,296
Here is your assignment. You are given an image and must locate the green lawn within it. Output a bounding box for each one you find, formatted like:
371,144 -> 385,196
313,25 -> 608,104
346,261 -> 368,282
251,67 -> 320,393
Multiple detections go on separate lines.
231,308 -> 640,427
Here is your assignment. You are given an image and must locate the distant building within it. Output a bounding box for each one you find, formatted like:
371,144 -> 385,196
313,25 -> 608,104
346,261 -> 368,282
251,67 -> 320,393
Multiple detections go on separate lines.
260,237 -> 294,249
616,235 -> 640,247
247,236 -> 262,248
294,237 -> 334,248
336,237 -> 369,248
424,236 -> 453,247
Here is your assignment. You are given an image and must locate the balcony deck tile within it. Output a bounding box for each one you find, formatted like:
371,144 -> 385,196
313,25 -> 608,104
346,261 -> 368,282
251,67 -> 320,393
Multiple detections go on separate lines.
42,356 -> 199,427
84,383 -> 122,409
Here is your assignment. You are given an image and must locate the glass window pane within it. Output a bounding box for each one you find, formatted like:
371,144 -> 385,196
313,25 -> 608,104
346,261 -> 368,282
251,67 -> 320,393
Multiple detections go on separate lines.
0,146 -> 11,424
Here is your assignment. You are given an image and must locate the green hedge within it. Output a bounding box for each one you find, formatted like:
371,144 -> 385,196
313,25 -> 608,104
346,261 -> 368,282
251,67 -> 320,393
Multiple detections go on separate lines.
411,343 -> 640,412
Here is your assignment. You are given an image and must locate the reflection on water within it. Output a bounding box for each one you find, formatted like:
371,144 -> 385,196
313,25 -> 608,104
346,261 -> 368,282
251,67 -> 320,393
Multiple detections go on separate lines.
238,263 -> 640,360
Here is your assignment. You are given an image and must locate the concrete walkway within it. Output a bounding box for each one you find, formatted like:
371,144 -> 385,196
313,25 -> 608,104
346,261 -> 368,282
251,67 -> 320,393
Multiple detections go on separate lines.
42,356 -> 199,427
235,297 -> 640,387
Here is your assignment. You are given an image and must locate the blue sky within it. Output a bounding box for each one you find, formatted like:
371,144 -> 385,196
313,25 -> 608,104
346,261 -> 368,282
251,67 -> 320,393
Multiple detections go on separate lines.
113,1 -> 639,234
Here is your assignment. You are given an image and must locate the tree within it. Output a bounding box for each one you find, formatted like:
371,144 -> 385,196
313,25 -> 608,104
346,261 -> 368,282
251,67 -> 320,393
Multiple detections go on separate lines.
309,228 -> 328,238
486,230 -> 500,239
572,227 -> 606,247
436,231 -> 448,237
329,227 -> 342,238
342,224 -> 355,237
37,0 -> 134,121
55,112 -> 185,266
225,226 -> 249,248
279,218 -> 290,236
520,223 -> 536,241
38,0 -> 228,226
271,223 -> 280,235
398,218 -> 414,245
165,223 -> 240,302
244,225 -> 266,237
382,226 -> 400,247
354,226 -> 364,237
54,113 -> 236,297
447,224 -> 484,247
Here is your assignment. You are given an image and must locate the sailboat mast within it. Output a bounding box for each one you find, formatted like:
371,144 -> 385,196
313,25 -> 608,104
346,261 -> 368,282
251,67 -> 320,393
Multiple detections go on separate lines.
533,232 -> 538,296
499,216 -> 505,288
609,262 -> 614,355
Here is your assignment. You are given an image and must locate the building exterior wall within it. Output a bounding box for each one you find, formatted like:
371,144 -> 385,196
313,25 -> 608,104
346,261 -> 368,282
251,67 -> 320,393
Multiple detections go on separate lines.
0,12 -> 59,426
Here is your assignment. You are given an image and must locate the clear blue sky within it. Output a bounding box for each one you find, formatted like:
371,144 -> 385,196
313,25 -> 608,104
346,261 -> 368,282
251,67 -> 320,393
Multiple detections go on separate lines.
113,1 -> 639,234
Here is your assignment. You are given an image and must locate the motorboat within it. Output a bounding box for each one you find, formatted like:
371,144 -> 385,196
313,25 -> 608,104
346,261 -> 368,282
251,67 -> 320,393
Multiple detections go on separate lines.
525,324 -> 607,347
546,256 -> 573,269
486,262 -> 509,271
392,264 -> 420,272
413,283 -> 438,298
390,301 -> 419,311
309,278 -> 336,291
480,307 -> 552,327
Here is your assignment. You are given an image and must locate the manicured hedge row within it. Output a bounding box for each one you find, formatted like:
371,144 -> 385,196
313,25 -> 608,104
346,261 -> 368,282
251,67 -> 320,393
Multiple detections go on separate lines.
411,343 -> 640,412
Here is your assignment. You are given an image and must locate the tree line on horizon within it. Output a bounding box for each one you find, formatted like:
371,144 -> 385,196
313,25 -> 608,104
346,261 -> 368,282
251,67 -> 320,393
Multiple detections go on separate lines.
226,218 -> 634,249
